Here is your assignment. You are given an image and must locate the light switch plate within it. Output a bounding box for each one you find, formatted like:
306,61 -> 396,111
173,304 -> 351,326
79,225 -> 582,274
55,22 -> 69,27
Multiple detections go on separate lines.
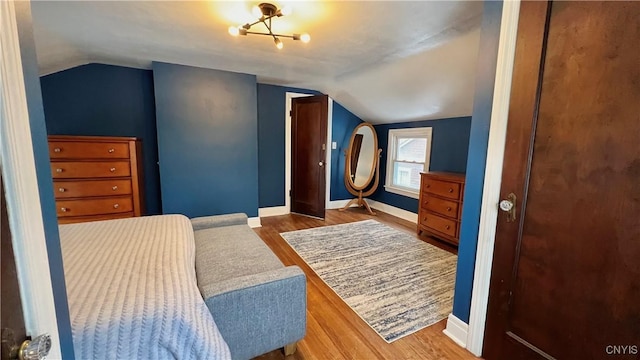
332,141 -> 337,149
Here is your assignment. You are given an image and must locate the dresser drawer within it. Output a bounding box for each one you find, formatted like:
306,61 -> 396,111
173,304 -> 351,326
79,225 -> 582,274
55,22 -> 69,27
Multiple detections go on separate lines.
57,212 -> 134,224
49,141 -> 130,159
419,213 -> 457,238
422,177 -> 461,200
422,196 -> 459,219
56,196 -> 133,217
51,161 -> 131,179
54,179 -> 132,199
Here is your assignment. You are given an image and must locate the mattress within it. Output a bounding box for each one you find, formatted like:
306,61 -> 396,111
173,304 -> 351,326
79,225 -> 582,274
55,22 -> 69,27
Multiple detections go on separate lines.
59,215 -> 231,359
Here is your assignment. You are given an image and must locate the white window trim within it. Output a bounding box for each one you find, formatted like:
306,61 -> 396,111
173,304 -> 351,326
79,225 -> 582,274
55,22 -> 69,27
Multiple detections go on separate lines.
384,127 -> 433,199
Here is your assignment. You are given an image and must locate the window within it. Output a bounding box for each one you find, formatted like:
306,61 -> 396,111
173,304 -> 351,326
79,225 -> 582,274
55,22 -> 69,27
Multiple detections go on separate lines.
385,127 -> 433,198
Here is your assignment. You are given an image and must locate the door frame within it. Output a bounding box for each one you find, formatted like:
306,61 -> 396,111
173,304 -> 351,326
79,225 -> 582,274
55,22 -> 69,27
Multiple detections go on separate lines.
0,0 -> 519,357
0,1 -> 62,358
464,0 -> 521,356
284,92 -> 333,215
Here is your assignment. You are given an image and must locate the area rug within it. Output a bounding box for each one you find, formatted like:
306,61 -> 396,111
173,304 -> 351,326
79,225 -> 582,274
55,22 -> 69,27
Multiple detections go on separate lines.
280,219 -> 457,342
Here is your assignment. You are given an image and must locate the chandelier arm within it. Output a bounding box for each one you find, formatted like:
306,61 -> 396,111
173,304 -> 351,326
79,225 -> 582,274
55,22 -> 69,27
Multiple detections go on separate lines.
261,17 -> 277,40
260,20 -> 271,34
244,31 -> 296,39
244,18 -> 263,29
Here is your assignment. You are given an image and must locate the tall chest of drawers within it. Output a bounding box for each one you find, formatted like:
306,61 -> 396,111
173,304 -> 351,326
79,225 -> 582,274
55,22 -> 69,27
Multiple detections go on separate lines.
417,172 -> 465,246
48,135 -> 144,224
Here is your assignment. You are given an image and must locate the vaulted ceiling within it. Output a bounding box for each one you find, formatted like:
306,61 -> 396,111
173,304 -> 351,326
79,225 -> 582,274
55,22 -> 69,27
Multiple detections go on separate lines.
31,1 -> 483,124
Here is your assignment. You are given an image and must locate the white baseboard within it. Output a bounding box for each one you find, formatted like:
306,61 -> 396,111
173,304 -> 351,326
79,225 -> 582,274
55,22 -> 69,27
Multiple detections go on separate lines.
367,200 -> 418,223
248,217 -> 262,228
258,206 -> 288,217
327,199 -> 351,209
443,313 -> 468,348
326,199 -> 418,224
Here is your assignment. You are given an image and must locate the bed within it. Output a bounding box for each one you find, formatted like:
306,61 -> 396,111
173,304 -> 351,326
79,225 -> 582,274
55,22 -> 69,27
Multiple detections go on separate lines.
59,215 -> 231,359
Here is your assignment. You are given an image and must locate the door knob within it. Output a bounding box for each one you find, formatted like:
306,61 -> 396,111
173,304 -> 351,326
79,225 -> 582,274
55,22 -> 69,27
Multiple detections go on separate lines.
499,193 -> 517,222
2,331 -> 51,360
318,161 -> 324,167
19,334 -> 51,360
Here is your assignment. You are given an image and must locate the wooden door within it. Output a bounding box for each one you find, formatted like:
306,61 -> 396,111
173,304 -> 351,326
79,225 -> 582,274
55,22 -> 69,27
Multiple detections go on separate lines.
1,177 -> 28,359
291,95 -> 328,219
483,2 -> 640,359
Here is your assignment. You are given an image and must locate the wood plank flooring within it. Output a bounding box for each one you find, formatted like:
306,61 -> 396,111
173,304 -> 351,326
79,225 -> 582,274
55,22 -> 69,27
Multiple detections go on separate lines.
252,208 -> 477,360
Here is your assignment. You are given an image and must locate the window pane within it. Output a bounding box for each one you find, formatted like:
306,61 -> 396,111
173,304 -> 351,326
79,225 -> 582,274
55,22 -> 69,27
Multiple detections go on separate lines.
397,138 -> 427,162
392,161 -> 424,190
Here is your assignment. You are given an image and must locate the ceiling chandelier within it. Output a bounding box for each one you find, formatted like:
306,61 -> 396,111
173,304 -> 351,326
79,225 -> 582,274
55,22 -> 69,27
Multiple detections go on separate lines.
228,2 -> 310,49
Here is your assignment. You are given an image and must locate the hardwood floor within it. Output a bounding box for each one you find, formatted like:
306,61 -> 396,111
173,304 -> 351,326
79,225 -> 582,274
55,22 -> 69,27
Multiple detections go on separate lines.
252,209 -> 477,360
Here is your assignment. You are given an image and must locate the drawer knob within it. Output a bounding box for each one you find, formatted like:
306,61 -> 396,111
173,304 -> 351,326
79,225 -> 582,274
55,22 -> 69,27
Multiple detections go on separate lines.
448,188 -> 454,193
58,188 -> 65,193
423,217 -> 427,222
110,167 -> 116,172
426,184 -> 430,188
113,204 -> 119,209
60,207 -> 67,212
54,148 -> 61,153
112,185 -> 118,191
445,225 -> 450,230
447,207 -> 452,211
56,168 -> 63,173
108,148 -> 115,153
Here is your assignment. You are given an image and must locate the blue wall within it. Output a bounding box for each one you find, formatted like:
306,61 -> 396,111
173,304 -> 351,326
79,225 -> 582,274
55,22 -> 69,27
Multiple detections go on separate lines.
153,62 -> 259,218
371,117 -> 472,212
330,102 -> 364,201
453,1 -> 503,323
256,84 -> 318,208
15,2 -> 75,358
40,64 -> 161,215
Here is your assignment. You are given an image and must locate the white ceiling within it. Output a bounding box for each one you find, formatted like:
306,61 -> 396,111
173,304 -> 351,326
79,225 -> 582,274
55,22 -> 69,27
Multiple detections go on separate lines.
31,1 -> 483,124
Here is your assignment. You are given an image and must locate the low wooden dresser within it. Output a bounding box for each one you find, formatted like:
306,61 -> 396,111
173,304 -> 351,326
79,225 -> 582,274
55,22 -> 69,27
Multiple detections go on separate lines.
48,135 -> 144,224
417,172 -> 465,246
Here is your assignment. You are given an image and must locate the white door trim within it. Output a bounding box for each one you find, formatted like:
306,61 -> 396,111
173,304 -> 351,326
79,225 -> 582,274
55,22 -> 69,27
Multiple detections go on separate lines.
0,1 -> 62,358
285,92 -> 332,215
325,98 -> 333,208
465,1 -> 521,356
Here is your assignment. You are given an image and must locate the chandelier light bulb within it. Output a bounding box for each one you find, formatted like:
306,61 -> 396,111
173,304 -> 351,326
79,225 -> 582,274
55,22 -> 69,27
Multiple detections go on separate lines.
252,5 -> 263,18
274,38 -> 283,49
300,33 -> 311,43
228,26 -> 240,36
280,5 -> 292,16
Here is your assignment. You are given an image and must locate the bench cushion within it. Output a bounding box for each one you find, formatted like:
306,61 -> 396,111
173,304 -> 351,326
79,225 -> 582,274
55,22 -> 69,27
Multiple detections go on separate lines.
194,224 -> 284,285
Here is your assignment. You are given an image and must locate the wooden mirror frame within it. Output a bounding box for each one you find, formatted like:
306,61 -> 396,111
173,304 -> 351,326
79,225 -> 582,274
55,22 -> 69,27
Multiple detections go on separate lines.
345,123 -> 378,191
340,122 -> 382,215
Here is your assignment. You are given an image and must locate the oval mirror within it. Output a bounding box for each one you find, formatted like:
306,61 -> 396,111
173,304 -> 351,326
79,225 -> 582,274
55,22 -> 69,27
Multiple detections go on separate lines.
346,123 -> 378,190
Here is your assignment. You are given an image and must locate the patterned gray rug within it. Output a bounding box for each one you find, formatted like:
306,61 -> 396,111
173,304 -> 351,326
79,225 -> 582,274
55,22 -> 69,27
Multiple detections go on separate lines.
280,219 -> 457,343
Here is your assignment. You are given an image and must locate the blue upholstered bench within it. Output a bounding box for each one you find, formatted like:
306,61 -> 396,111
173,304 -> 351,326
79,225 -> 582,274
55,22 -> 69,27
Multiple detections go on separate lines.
191,213 -> 306,360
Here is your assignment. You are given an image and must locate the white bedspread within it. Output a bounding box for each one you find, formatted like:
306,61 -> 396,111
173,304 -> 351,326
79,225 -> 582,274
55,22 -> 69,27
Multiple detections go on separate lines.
59,215 -> 231,360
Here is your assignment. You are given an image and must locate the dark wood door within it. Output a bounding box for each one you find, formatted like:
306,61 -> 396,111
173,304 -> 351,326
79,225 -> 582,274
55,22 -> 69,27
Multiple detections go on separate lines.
1,176 -> 28,359
484,2 -> 640,359
291,95 -> 328,219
